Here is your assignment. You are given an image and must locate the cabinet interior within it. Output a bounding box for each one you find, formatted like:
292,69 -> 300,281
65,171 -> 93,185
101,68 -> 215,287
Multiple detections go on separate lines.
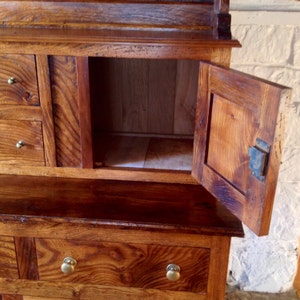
89,57 -> 199,171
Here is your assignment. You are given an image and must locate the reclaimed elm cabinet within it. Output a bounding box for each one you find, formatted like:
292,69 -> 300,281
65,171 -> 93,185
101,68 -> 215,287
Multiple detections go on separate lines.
0,1 -> 291,299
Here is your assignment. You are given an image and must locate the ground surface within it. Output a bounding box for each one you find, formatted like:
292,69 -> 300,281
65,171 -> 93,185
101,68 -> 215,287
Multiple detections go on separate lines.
226,287 -> 299,299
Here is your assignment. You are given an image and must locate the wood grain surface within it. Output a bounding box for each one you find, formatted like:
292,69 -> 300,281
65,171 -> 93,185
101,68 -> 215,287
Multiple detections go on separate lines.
0,55 -> 39,106
49,56 -> 82,167
36,238 -> 209,292
0,236 -> 18,279
0,120 -> 44,166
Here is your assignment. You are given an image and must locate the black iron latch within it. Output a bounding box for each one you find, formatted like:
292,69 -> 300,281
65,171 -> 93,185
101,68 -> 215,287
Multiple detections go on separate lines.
248,138 -> 270,181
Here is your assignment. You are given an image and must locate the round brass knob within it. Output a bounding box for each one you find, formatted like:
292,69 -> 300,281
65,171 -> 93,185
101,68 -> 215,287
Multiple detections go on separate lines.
16,140 -> 25,149
61,257 -> 77,274
7,77 -> 17,85
166,264 -> 180,282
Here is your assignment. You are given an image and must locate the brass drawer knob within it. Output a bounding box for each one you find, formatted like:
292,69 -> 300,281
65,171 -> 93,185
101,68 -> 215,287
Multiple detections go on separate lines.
16,140 -> 25,149
61,257 -> 77,274
166,264 -> 180,282
7,77 -> 17,85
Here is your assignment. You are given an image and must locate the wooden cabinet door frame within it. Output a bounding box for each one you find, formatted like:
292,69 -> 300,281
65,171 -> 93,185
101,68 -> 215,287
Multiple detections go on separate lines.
192,62 -> 291,236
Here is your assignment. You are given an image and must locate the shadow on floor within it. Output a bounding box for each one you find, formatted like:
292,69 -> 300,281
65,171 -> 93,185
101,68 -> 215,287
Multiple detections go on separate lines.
226,286 -> 299,299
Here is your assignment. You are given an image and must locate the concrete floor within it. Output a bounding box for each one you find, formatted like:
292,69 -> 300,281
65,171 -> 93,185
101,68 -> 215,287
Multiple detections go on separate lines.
226,286 -> 299,299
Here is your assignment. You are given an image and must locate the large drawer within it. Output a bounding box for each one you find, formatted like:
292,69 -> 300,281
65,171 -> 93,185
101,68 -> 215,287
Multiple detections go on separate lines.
0,54 -> 39,106
0,120 -> 44,166
36,238 -> 210,293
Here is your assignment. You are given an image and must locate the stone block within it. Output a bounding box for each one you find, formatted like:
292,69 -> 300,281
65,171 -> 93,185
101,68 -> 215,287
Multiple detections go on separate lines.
294,27 -> 300,66
279,148 -> 300,182
231,25 -> 294,65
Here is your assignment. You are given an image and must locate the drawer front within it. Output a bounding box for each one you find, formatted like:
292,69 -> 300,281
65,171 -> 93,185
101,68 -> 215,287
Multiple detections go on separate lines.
0,236 -> 19,279
0,54 -> 39,106
36,239 -> 210,293
0,120 -> 44,165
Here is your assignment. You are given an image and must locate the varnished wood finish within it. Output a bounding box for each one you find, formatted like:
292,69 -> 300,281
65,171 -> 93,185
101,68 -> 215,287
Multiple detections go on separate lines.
0,278 -> 207,300
0,164 -> 198,185
36,238 -> 209,292
14,238 -> 39,280
36,55 -> 57,167
1,295 -> 23,300
0,120 -> 44,166
0,236 -> 18,279
0,28 -> 240,59
192,62 -> 291,235
0,175 -> 243,237
0,1 -> 213,30
76,57 -> 93,168
49,56 -> 82,167
0,0 -> 289,299
91,58 -> 177,134
0,55 -> 39,106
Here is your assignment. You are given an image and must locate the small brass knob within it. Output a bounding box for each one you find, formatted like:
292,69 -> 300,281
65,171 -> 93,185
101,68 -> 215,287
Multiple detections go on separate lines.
166,264 -> 181,282
7,77 -> 17,85
16,140 -> 25,149
61,257 -> 77,274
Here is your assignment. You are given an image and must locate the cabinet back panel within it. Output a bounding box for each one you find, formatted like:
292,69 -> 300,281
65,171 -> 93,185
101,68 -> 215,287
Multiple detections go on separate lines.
90,58 -> 198,136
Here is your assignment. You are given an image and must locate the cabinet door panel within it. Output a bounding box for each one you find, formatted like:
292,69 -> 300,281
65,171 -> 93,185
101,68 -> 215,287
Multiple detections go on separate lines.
193,62 -> 291,236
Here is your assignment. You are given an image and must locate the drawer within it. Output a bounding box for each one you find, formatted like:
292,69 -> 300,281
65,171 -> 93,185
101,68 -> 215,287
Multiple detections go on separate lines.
36,239 -> 210,293
0,54 -> 39,106
0,120 -> 44,166
0,236 -> 19,279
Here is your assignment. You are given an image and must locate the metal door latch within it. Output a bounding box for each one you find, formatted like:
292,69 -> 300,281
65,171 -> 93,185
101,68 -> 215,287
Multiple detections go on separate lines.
248,138 -> 270,181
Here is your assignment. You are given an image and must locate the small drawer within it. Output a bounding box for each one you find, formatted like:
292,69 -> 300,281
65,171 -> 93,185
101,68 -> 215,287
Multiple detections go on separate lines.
0,54 -> 39,106
0,236 -> 19,279
36,239 -> 210,293
0,120 -> 44,166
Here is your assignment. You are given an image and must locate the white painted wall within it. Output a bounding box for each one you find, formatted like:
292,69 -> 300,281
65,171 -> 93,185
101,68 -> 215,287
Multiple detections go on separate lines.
228,0 -> 300,293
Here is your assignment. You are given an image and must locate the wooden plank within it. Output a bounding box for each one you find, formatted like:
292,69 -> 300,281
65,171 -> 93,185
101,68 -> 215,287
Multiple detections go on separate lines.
0,236 -> 18,279
0,175 -> 244,237
14,237 -> 39,280
0,120 -> 44,166
36,238 -> 209,292
0,278 -> 206,300
49,56 -> 82,167
206,236 -> 230,300
0,54 -> 39,106
1,295 -> 23,300
174,60 -> 199,135
145,138 -> 193,170
147,60 -> 177,134
0,2 -> 213,30
76,57 -> 93,168
0,106 -> 41,121
0,28 -> 240,60
193,62 -> 291,235
91,58 -> 176,134
0,164 -> 197,185
36,55 -> 57,167
94,135 -> 150,168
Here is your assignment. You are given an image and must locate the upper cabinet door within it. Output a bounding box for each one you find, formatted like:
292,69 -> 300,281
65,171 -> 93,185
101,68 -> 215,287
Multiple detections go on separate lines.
192,62 -> 291,236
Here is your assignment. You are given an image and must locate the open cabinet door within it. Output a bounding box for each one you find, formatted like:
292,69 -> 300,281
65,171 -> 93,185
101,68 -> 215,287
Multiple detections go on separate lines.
192,62 -> 291,236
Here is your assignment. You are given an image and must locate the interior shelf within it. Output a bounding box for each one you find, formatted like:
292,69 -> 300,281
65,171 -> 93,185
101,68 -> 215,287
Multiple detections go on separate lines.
93,134 -> 193,170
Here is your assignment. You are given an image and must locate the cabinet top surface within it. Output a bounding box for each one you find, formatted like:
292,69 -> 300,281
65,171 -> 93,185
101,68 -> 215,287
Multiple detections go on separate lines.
0,175 -> 244,237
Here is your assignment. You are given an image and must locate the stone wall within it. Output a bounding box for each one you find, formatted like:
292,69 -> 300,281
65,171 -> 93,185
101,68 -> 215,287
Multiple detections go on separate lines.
228,0 -> 300,293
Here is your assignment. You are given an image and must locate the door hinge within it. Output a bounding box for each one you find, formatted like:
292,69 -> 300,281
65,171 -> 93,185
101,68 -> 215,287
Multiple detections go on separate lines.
248,138 -> 270,181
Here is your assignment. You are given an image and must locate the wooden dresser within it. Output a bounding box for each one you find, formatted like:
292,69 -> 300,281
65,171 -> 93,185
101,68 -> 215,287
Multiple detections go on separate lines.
0,1 -> 291,299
